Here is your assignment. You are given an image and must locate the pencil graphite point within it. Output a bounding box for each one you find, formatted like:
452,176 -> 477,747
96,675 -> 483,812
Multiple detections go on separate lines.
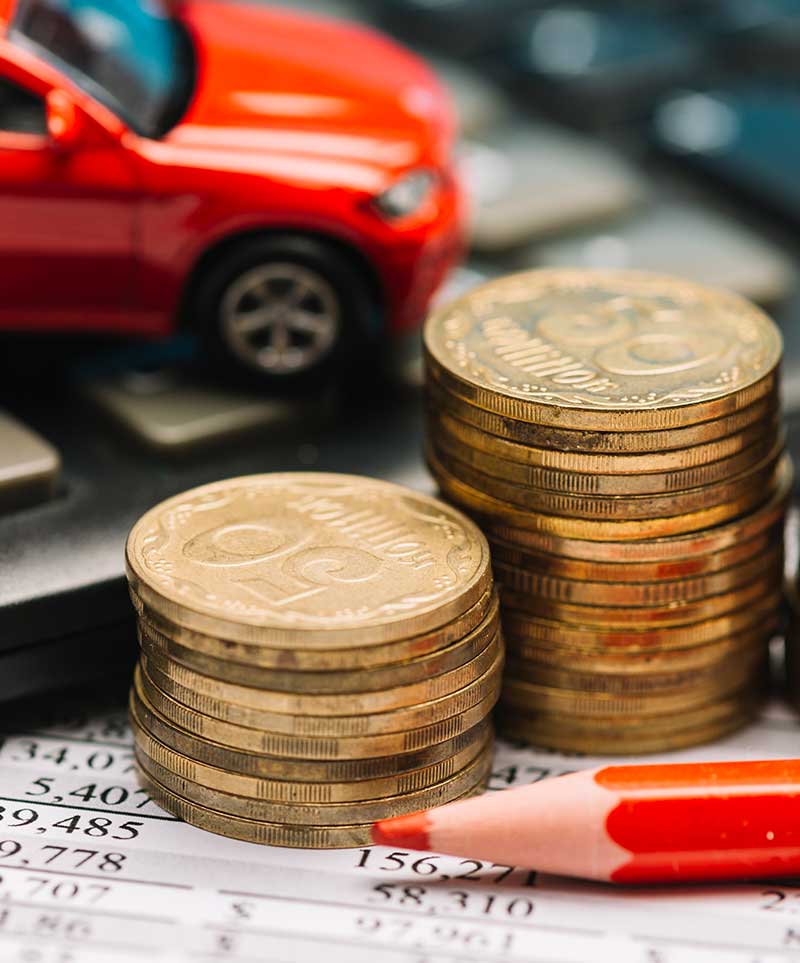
371,811 -> 432,850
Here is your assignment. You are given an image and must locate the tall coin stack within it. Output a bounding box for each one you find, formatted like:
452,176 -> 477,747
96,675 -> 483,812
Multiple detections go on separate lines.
125,473 -> 502,847
424,269 -> 789,754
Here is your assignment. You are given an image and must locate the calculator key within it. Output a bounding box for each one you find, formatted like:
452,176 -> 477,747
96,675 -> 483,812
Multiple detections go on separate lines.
531,199 -> 796,306
459,121 -> 645,251
0,411 -> 60,513
82,367 -> 322,454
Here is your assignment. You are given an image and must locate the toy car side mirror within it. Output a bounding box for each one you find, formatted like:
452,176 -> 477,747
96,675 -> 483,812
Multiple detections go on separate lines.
45,89 -> 85,150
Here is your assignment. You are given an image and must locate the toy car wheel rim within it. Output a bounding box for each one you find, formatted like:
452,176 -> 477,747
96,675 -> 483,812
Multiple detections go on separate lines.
220,262 -> 340,374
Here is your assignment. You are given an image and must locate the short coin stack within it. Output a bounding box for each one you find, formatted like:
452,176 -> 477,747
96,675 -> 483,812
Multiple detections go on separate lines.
424,268 -> 789,753
125,473 -> 502,847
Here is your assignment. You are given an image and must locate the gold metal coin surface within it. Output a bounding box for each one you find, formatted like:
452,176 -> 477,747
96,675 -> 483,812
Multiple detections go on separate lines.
140,629 -> 502,720
430,447 -> 787,540
497,697 -> 759,754
424,269 -> 782,430
430,410 -> 780,494
505,641 -> 767,695
132,717 -> 492,804
134,664 -> 503,757
489,528 -> 779,582
426,381 -> 778,454
137,765 -> 485,849
130,687 -> 496,781
503,573 -> 779,627
493,548 -> 781,607
501,596 -> 782,651
430,439 -> 782,520
505,622 -> 778,672
501,661 -> 767,716
138,594 -> 500,693
486,460 -> 791,559
135,739 -> 492,825
131,586 -> 496,671
126,473 -> 491,646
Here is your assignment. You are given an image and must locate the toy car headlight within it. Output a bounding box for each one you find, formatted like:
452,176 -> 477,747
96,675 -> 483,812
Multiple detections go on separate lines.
374,169 -> 436,219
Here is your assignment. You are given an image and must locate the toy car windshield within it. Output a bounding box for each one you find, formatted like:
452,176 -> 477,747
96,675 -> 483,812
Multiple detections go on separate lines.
11,0 -> 194,136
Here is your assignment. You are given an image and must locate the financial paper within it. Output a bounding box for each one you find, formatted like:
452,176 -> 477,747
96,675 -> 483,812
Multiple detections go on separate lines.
0,688 -> 799,963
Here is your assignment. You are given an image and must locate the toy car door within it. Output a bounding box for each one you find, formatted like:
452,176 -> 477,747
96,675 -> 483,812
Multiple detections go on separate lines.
0,45 -> 138,333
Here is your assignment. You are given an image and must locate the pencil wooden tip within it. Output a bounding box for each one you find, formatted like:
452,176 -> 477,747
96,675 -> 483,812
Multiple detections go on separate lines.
371,810 -> 432,850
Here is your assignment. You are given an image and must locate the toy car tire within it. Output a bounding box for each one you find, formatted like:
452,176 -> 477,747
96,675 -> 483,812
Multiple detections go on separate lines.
193,234 -> 377,387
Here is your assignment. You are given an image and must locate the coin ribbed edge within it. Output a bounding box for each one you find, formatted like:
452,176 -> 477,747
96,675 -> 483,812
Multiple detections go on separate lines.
430,438 -> 783,520
139,628 -> 501,718
132,586 -> 497,669
426,381 -> 779,454
426,352 -> 779,431
131,717 -> 492,803
130,686 -> 496,781
430,408 -> 781,492
492,548 -> 782,607
485,459 -> 792,559
137,765 -> 486,849
138,643 -> 504,743
429,447 -> 788,540
137,594 -> 500,693
134,741 -> 493,825
132,666 -> 503,761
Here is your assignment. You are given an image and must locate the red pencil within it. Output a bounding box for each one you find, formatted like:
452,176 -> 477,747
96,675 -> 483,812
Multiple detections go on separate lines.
372,759 -> 800,884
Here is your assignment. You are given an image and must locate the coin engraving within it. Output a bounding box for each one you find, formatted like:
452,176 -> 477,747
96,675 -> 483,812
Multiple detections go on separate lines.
127,474 -> 489,638
425,269 -> 781,417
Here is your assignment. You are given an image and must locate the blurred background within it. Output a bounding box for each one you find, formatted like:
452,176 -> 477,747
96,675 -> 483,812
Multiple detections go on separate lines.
318,0 -> 800,377
3,0 -> 800,701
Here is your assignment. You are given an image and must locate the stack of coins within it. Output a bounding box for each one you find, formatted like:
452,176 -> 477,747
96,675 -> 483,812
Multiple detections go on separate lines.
424,269 -> 789,753
125,473 -> 503,847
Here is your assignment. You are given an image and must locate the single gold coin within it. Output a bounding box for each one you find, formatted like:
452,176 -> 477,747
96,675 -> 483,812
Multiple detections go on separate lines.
429,447 -> 788,540
496,696 -> 760,755
486,459 -> 792,559
138,765 -> 485,849
505,622 -> 778,673
424,268 -> 782,431
135,662 -> 503,757
430,408 -> 781,494
126,473 -> 491,647
501,661 -> 767,717
138,594 -> 500,693
489,528 -> 779,582
503,573 -> 780,627
505,641 -> 767,695
140,629 -> 502,721
493,548 -> 781,608
132,586 -> 496,672
427,380 -> 778,455
501,596 -> 782,652
135,739 -> 492,826
430,438 -> 783,520
130,686 -> 496,781
132,717 -> 492,804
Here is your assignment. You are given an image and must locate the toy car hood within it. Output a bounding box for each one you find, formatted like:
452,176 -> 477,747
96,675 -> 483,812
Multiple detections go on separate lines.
171,1 -> 455,171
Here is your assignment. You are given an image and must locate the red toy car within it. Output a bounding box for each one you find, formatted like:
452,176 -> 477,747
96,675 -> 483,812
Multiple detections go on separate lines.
0,0 -> 463,383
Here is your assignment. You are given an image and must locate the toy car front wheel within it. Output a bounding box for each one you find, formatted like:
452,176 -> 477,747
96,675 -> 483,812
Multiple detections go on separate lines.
195,235 -> 376,386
